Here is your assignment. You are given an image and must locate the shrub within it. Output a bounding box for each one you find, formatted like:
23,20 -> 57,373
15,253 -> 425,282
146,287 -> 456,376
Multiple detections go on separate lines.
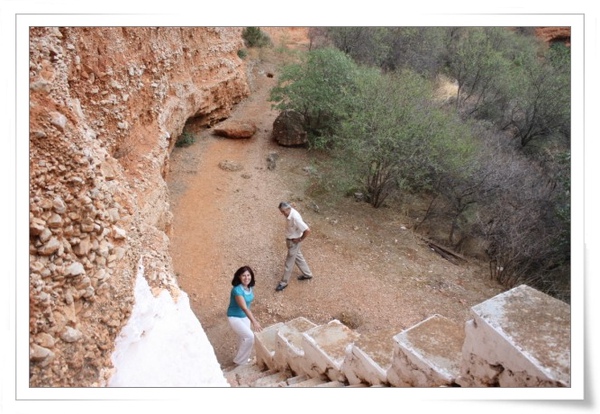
175,132 -> 195,148
242,27 -> 271,48
269,47 -> 360,148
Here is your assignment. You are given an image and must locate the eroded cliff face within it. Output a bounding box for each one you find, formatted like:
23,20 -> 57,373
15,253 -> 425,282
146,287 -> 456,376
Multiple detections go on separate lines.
535,27 -> 571,46
28,27 -> 249,387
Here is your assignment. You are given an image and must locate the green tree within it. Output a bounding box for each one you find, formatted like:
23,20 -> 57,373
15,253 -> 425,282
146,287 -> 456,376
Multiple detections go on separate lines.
444,27 -> 510,114
269,47 -> 360,148
325,27 -> 447,76
335,69 -> 475,208
326,27 -> 391,68
380,27 -> 448,76
504,42 -> 571,148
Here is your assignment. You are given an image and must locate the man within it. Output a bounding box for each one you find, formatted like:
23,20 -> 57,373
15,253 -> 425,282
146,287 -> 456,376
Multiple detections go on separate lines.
275,201 -> 314,292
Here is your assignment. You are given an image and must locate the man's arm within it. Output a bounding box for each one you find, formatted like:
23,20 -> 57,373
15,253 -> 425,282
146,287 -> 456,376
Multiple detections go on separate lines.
295,228 -> 310,243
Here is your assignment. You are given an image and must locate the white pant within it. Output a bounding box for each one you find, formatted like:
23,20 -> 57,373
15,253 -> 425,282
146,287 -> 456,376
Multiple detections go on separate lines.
228,316 -> 254,365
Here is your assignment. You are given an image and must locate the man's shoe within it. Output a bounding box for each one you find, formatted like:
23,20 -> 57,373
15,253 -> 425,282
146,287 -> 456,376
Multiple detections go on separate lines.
275,283 -> 288,292
297,274 -> 313,281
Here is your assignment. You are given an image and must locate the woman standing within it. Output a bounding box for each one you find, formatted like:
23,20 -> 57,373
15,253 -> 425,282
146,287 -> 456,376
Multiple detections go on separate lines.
227,265 -> 262,366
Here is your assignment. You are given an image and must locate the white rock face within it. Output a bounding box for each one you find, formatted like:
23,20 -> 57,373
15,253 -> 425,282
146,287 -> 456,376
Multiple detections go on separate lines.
109,263 -> 229,387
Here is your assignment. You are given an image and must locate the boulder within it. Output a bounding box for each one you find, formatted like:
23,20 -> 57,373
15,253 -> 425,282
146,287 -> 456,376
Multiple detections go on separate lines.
272,110 -> 308,147
213,120 -> 257,139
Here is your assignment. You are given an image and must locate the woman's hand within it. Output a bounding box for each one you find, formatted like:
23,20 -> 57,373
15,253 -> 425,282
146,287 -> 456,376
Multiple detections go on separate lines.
252,321 -> 263,332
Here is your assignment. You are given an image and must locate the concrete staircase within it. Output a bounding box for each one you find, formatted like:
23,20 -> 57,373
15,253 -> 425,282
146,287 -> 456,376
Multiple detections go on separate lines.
224,363 -> 351,387
224,284 -> 571,388
224,315 -> 451,387
223,318 -> 379,387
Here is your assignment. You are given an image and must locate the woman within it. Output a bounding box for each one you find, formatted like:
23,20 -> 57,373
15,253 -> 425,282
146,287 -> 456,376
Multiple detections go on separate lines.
227,265 -> 263,366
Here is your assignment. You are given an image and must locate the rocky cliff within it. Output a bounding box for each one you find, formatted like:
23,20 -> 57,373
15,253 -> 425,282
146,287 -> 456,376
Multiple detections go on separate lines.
28,27 -> 249,387
535,26 -> 571,46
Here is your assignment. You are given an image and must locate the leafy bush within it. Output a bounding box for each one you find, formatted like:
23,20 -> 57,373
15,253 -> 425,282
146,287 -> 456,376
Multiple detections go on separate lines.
242,27 -> 271,48
269,47 -> 360,148
237,49 -> 247,59
175,132 -> 195,148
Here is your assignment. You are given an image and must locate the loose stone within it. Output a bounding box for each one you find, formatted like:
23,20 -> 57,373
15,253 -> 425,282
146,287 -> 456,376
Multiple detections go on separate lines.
60,326 -> 83,343
65,262 -> 85,277
39,237 -> 61,256
30,344 -> 54,366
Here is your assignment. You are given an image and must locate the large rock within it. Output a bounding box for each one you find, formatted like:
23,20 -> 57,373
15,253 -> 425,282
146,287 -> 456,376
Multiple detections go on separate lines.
272,110 -> 308,147
213,120 -> 257,139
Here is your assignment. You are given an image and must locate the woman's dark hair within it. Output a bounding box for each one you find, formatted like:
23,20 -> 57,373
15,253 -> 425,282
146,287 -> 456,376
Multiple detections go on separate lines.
231,265 -> 256,287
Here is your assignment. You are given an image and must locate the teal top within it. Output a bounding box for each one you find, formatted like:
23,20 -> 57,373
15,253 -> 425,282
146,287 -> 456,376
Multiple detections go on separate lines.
227,284 -> 254,318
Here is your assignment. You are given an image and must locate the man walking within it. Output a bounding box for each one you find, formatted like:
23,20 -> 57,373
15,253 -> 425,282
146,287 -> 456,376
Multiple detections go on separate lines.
275,202 -> 313,292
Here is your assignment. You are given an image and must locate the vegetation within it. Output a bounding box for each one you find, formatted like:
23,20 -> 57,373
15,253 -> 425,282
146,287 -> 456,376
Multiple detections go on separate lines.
242,27 -> 271,48
442,28 -> 571,150
175,132 -> 195,148
505,43 -> 571,149
322,27 -> 448,76
269,48 -> 360,148
268,27 -> 571,302
334,69 -> 476,208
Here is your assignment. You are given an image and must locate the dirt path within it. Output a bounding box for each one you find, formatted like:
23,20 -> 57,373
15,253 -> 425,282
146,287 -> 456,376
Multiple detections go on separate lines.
167,45 -> 504,369
167,58 -> 286,365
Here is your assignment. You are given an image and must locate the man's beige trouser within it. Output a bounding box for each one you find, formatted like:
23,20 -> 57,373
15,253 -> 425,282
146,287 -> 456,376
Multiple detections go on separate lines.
281,239 -> 312,284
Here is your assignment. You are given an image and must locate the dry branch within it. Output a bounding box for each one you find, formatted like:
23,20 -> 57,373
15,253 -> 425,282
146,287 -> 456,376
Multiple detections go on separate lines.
420,236 -> 468,265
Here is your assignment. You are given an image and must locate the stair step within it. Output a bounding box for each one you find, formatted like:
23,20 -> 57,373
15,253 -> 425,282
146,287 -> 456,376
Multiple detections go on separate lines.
389,314 -> 464,387
275,317 -> 318,376
255,322 -> 285,370
316,380 -> 346,387
341,328 -> 397,386
226,365 -> 276,387
287,376 -> 329,387
282,374 -> 310,385
223,365 -> 258,386
302,319 -> 360,382
252,371 -> 290,387
222,359 -> 259,374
